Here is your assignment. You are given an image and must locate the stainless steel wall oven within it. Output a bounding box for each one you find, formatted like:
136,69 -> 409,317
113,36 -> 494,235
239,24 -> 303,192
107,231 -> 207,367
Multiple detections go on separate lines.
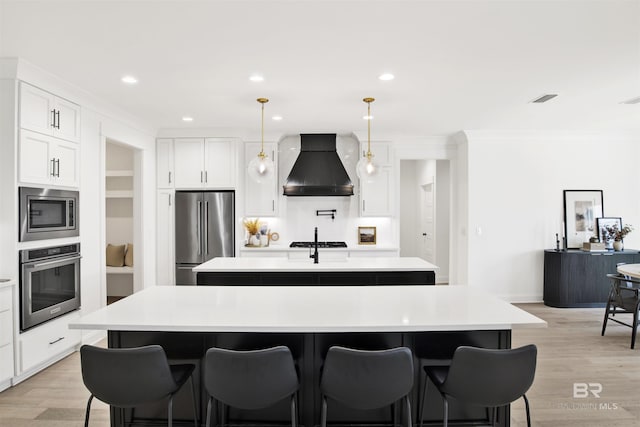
19,187 -> 79,242
19,243 -> 81,331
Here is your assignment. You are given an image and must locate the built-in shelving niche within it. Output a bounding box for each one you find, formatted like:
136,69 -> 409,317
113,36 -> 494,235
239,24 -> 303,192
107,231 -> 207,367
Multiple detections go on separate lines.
105,142 -> 134,300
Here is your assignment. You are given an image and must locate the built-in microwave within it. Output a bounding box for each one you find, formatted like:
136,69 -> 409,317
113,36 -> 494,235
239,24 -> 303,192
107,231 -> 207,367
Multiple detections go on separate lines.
19,187 -> 79,242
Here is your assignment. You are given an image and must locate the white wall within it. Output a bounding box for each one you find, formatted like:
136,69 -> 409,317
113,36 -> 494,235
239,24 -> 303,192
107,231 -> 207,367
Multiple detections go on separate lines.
399,161 -> 418,257
465,130 -> 640,301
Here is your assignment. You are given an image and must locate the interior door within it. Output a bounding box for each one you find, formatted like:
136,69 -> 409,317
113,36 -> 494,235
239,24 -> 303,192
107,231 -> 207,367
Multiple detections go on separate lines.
419,180 -> 435,263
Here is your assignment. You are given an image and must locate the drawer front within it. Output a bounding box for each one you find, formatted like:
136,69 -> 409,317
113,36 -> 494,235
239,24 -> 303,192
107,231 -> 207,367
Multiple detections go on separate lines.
0,287 -> 12,312
19,312 -> 80,373
0,310 -> 12,347
0,344 -> 14,381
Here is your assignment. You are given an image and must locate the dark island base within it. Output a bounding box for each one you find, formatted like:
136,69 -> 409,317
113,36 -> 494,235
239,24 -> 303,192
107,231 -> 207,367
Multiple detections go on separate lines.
107,329 -> 511,427
196,271 -> 436,286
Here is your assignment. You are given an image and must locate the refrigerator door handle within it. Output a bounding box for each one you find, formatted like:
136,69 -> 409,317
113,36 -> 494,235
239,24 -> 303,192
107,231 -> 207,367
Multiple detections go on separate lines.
204,201 -> 209,255
196,200 -> 202,255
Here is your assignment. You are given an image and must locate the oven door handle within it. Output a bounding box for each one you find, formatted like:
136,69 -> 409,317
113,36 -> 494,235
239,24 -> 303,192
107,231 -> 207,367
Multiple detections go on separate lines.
29,255 -> 82,269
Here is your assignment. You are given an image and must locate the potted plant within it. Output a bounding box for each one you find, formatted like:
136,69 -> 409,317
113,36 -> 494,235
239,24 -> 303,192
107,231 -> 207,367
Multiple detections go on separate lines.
603,224 -> 634,251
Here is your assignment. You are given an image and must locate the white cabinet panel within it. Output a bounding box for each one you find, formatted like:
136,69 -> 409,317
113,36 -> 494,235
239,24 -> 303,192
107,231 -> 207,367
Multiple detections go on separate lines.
19,312 -> 80,374
0,345 -> 13,384
157,190 -> 175,286
19,129 -> 78,188
19,82 -> 80,143
244,142 -> 278,216
174,138 -> 237,189
359,141 -> 393,217
156,139 -> 174,188
0,286 -> 14,385
205,139 -> 236,188
174,138 -> 205,188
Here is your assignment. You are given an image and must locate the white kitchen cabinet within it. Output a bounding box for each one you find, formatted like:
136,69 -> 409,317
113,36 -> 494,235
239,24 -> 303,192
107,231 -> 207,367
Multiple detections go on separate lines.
19,129 -> 79,188
359,141 -> 393,217
17,311 -> 80,376
156,190 -> 175,286
0,284 -> 14,390
156,138 -> 174,188
244,141 -> 278,216
19,82 -> 81,143
174,138 -> 237,189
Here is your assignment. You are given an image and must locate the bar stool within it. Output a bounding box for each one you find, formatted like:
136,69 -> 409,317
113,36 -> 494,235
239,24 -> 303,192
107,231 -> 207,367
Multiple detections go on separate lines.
419,345 -> 537,427
204,346 -> 299,427
80,344 -> 198,427
320,346 -> 414,427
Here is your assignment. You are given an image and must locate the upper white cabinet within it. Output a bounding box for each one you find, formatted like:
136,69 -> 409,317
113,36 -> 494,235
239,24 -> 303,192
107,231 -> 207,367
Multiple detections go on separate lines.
244,142 -> 278,216
19,129 -> 79,188
173,138 -> 236,189
359,141 -> 393,217
156,138 -> 174,188
20,82 -> 81,143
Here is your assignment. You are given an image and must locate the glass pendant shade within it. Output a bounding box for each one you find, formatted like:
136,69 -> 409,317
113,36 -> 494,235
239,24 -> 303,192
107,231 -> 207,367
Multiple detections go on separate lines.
249,97 -> 274,182
356,155 -> 378,179
248,153 -> 274,183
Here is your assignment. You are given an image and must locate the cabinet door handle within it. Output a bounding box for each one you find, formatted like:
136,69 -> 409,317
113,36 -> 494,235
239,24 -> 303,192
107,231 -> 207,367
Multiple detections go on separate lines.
55,158 -> 60,177
363,200 -> 366,212
55,110 -> 61,129
272,200 -> 275,211
168,171 -> 172,184
168,194 -> 172,206
50,158 -> 56,176
51,110 -> 56,128
205,171 -> 208,183
49,336 -> 65,345
200,171 -> 203,183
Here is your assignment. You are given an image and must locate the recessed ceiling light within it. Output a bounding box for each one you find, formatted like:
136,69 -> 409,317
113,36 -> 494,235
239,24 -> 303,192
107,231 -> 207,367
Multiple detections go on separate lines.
249,74 -> 264,82
272,115 -> 283,121
378,73 -> 394,81
363,115 -> 374,120
121,75 -> 138,84
621,96 -> 640,105
530,94 -> 558,103
182,116 -> 194,122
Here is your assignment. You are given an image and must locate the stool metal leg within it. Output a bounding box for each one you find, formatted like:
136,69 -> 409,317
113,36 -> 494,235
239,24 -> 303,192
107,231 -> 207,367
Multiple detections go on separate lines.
321,395 -> 328,427
419,374 -> 428,427
404,395 -> 412,427
84,394 -> 94,427
167,395 -> 174,427
206,397 -> 213,427
189,375 -> 198,427
442,395 -> 449,427
523,394 -> 532,427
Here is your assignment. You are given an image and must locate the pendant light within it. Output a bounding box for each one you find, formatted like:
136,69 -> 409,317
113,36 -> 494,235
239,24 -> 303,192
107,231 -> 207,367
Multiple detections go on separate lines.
248,98 -> 274,182
356,97 -> 378,179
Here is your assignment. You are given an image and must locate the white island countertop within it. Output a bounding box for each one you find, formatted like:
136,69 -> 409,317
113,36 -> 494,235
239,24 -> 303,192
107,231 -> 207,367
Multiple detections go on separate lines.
193,256 -> 437,272
69,285 -> 546,333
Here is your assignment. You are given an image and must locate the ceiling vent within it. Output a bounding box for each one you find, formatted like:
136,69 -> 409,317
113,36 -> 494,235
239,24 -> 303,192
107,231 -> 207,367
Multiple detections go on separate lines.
531,94 -> 558,103
621,96 -> 640,105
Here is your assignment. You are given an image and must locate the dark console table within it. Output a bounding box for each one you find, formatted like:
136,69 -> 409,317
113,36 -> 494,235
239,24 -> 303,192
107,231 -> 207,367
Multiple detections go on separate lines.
543,249 -> 640,308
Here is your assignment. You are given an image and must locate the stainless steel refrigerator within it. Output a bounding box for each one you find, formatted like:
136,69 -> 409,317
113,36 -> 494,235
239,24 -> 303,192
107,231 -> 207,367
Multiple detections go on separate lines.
175,191 -> 235,285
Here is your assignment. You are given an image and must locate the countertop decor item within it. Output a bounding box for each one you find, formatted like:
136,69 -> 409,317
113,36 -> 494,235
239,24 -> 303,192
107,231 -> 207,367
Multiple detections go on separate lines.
357,226 -> 376,245
596,217 -> 622,249
248,98 -> 274,183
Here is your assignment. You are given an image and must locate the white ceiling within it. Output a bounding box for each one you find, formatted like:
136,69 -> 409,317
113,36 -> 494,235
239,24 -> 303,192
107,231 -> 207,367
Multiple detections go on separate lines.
1,0 -> 639,138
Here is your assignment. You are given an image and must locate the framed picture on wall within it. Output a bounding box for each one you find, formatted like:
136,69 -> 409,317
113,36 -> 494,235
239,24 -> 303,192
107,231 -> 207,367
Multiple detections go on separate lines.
563,190 -> 604,249
358,226 -> 376,245
596,217 -> 622,249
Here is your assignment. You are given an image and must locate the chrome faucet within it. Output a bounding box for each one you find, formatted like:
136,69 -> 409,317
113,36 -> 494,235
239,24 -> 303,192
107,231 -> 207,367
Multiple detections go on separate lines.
310,227 -> 319,264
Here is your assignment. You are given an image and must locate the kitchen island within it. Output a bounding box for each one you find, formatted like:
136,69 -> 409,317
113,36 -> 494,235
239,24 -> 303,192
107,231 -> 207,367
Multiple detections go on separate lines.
193,256 -> 438,285
70,285 -> 545,427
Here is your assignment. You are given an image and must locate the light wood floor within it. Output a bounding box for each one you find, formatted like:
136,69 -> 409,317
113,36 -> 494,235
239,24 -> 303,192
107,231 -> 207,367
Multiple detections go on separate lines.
1,303 -> 639,426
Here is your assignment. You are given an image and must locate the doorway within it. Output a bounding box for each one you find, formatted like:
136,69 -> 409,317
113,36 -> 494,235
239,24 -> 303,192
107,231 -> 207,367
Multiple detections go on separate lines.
399,159 -> 450,284
104,140 -> 138,303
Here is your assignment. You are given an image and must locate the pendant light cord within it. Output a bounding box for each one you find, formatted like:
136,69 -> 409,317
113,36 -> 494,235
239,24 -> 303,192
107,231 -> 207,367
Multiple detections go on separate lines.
257,98 -> 269,159
363,97 -> 375,160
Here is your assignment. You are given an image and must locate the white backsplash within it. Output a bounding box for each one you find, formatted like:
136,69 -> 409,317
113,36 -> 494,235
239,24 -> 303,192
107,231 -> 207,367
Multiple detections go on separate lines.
255,134 -> 393,248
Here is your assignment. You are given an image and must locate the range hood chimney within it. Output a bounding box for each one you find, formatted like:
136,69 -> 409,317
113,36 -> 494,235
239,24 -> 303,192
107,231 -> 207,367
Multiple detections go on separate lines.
283,134 -> 354,196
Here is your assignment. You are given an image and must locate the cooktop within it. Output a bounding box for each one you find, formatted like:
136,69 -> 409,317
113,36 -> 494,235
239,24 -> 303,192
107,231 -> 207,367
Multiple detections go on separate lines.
289,241 -> 348,248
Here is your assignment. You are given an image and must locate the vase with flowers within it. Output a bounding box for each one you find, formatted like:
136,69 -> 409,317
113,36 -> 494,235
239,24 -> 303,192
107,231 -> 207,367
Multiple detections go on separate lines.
603,223 -> 634,251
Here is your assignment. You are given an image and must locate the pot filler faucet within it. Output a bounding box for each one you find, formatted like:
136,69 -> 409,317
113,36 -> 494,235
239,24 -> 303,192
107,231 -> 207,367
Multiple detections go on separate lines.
310,227 -> 319,264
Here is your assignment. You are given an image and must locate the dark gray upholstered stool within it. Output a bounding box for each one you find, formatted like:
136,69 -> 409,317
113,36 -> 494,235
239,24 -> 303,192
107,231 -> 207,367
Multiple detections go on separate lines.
80,344 -> 198,427
419,345 -> 537,427
204,346 -> 299,427
320,346 -> 414,427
